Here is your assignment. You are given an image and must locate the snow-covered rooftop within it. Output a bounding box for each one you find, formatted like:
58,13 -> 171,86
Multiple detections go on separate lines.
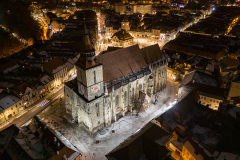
179,71 -> 218,88
53,65 -> 65,74
40,75 -> 54,85
65,62 -> 74,70
0,95 -> 21,111
36,85 -> 44,91
216,152 -> 239,160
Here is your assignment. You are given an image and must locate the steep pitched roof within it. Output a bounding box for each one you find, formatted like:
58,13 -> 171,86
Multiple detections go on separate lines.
179,71 -> 218,88
141,44 -> 163,64
0,59 -> 21,72
14,81 -> 31,95
163,43 -> 224,60
97,45 -> 147,83
185,138 -> 212,160
112,29 -> 133,41
182,82 -> 226,100
81,34 -> 95,53
43,58 -> 64,73
0,94 -> 21,111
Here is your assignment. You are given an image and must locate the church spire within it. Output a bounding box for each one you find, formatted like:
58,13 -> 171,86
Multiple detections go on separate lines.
81,12 -> 95,56
83,13 -> 88,35
75,12 -> 100,70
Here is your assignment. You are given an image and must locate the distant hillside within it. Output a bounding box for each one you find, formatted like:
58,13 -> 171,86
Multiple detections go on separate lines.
0,0 -> 43,40
0,28 -> 26,58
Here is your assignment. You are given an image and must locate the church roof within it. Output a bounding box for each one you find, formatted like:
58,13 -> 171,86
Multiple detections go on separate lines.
141,44 -> 163,64
81,34 -> 95,53
97,45 -> 147,83
112,29 -> 133,41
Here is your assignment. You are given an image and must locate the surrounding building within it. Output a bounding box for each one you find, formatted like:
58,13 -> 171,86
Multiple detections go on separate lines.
43,58 -> 68,87
178,71 -> 225,110
0,93 -> 23,124
105,120 -> 173,160
0,116 -> 82,160
111,29 -> 133,47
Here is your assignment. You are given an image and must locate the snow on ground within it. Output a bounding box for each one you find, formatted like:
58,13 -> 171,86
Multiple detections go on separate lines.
43,80 -> 179,160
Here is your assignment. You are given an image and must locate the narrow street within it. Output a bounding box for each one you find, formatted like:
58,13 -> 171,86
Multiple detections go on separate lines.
0,86 -> 64,131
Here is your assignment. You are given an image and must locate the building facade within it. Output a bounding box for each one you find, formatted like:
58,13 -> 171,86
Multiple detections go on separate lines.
0,94 -> 23,124
64,22 -> 168,136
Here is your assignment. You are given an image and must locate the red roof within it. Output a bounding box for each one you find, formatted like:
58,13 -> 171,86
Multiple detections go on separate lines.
43,58 -> 64,72
97,45 -> 147,83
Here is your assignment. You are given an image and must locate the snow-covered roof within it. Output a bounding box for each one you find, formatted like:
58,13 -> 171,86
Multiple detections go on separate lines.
68,58 -> 76,65
15,138 -> 44,159
0,95 -> 21,111
65,62 -> 74,70
53,65 -> 65,74
36,85 -> 44,91
179,71 -> 218,88
216,152 -> 238,160
37,117 -> 79,153
40,75 -> 54,85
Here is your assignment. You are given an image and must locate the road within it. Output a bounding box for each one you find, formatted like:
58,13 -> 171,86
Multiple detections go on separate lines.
0,86 -> 64,131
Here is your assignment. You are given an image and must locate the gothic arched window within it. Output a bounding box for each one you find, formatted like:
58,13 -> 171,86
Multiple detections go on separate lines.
115,95 -> 119,107
132,88 -> 134,99
94,70 -> 96,83
96,103 -> 99,117
139,84 -> 142,91
124,91 -> 127,105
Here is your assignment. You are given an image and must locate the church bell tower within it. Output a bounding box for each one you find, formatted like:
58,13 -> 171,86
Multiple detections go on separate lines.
75,18 -> 104,102
121,15 -> 130,31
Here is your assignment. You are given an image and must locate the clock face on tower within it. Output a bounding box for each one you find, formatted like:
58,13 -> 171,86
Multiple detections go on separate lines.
80,85 -> 85,95
91,83 -> 100,95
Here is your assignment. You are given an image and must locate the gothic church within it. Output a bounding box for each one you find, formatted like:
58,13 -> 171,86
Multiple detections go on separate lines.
64,21 -> 168,136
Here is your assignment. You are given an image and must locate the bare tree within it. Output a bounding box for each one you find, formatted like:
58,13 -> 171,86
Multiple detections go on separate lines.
131,96 -> 145,117
153,85 -> 161,105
